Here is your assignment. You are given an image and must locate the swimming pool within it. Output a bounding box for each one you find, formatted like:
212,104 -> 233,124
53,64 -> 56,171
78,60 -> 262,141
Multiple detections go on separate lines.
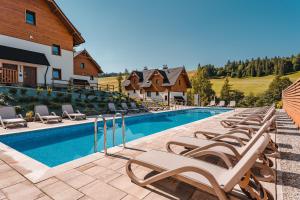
0,108 -> 230,167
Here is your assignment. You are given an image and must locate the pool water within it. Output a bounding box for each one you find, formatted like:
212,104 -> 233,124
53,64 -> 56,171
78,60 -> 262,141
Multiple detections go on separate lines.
0,108 -> 230,167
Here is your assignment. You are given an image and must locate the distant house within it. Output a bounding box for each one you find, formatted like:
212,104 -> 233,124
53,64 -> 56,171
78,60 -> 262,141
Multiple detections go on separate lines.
0,0 -> 102,88
123,66 -> 191,104
73,50 -> 103,87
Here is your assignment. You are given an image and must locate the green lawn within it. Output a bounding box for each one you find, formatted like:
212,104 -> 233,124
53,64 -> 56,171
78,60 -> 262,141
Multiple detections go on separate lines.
99,71 -> 300,96
209,71 -> 300,96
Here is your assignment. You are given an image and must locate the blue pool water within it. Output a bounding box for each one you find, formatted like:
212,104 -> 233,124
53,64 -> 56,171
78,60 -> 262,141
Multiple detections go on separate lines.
0,108 -> 230,167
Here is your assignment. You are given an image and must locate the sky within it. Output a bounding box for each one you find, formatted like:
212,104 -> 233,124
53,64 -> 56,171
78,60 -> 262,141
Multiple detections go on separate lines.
57,0 -> 300,73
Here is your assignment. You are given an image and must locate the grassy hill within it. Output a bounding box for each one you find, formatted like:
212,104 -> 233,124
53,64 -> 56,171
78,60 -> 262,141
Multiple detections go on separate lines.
99,71 -> 300,96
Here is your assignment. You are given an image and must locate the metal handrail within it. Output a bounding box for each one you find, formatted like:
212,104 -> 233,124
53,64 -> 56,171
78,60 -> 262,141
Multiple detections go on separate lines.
112,113 -> 126,148
94,115 -> 107,154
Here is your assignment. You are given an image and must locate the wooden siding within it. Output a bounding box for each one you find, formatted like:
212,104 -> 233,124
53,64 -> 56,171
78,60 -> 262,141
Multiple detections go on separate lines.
282,78 -> 300,128
0,0 -> 74,50
146,73 -> 166,92
170,74 -> 189,92
74,54 -> 100,77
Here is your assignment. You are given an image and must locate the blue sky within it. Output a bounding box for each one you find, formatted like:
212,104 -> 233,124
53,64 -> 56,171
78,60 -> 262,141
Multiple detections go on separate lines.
57,0 -> 300,73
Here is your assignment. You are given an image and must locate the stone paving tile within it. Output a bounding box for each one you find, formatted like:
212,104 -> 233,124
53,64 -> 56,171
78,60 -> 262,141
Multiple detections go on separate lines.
56,169 -> 95,189
108,174 -> 151,199
121,195 -> 140,200
79,180 -> 126,200
0,168 -> 26,189
1,181 -> 44,200
82,165 -> 122,183
36,177 -> 60,189
75,162 -> 97,172
39,180 -> 84,200
93,156 -> 127,170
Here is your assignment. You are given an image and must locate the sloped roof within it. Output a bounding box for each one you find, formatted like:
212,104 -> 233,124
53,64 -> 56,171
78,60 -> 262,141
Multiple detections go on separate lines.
74,49 -> 103,73
46,0 -> 85,46
123,67 -> 191,88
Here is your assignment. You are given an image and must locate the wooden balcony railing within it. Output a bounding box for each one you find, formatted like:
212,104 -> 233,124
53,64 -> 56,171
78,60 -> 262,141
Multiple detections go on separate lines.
0,68 -> 18,84
282,78 -> 300,127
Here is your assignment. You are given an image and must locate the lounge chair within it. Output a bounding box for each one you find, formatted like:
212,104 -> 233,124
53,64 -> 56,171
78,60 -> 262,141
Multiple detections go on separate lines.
228,101 -> 236,108
0,106 -> 27,129
108,103 -> 127,114
131,102 -> 148,112
217,100 -> 226,107
232,105 -> 273,118
220,107 -> 275,128
208,100 -> 216,107
166,118 -> 276,182
126,133 -> 273,200
121,103 -> 140,113
62,104 -> 86,120
34,105 -> 62,124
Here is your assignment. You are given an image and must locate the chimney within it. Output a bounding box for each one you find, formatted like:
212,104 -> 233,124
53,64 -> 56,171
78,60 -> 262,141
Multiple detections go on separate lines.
143,66 -> 148,70
162,65 -> 168,70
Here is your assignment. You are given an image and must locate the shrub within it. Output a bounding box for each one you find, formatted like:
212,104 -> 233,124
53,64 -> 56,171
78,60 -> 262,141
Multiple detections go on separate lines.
8,88 -> 18,95
56,92 -> 63,98
25,111 -> 34,122
36,87 -> 44,95
47,87 -> 52,96
20,88 -> 27,95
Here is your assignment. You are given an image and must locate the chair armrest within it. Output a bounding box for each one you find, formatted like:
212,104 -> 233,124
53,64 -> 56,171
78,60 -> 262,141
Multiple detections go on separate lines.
51,112 -> 57,116
211,135 -> 245,146
183,142 -> 242,160
76,110 -> 81,114
17,114 -> 24,119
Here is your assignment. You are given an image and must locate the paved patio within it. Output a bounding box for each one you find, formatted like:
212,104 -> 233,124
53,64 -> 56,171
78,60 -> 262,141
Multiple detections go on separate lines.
0,109 -> 298,199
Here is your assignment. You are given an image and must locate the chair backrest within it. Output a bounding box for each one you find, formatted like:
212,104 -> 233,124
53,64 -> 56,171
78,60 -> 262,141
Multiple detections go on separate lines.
121,103 -> 128,110
62,104 -> 74,114
219,101 -> 225,106
221,133 -> 270,192
262,107 -> 275,122
34,105 -> 49,116
108,103 -> 116,111
0,106 -> 17,119
240,116 -> 275,156
130,102 -> 137,109
229,101 -> 236,107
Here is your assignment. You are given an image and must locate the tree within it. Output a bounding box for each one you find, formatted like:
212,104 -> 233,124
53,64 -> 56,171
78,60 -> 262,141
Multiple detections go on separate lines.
116,73 -> 123,93
292,54 -> 300,71
220,77 -> 231,103
192,67 -> 215,106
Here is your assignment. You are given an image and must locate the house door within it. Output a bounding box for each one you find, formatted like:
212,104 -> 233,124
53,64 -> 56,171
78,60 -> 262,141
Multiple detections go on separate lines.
23,66 -> 37,87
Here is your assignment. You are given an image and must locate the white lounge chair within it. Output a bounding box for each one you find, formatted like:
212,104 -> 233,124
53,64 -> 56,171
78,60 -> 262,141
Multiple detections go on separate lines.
217,100 -> 226,107
34,105 -> 62,124
121,103 -> 140,113
126,133 -> 273,200
208,100 -> 216,107
130,102 -> 148,112
228,101 -> 236,108
108,103 -> 127,114
0,106 -> 27,129
62,104 -> 86,120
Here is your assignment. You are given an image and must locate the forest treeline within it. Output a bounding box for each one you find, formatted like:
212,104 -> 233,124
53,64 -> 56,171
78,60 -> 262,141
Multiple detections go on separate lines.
198,53 -> 300,78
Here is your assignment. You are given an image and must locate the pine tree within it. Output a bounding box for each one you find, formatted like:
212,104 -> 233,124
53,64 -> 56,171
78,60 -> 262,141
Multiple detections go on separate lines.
192,67 -> 215,105
116,73 -> 123,93
220,77 -> 232,103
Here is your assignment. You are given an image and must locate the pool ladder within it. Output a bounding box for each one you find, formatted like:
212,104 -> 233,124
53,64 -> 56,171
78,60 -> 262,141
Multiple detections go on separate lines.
94,113 -> 126,155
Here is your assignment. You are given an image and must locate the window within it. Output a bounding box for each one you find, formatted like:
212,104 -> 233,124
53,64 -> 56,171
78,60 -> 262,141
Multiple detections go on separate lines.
90,76 -> 94,80
156,79 -> 159,84
52,44 -> 61,56
183,92 -> 185,96
147,91 -> 151,97
26,10 -> 36,25
165,96 -> 168,101
178,80 -> 181,86
133,89 -> 136,93
52,68 -> 61,80
80,63 -> 85,69
156,91 -> 159,96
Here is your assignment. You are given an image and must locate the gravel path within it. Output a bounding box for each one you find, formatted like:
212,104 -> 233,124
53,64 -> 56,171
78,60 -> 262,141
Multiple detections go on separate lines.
276,110 -> 300,200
